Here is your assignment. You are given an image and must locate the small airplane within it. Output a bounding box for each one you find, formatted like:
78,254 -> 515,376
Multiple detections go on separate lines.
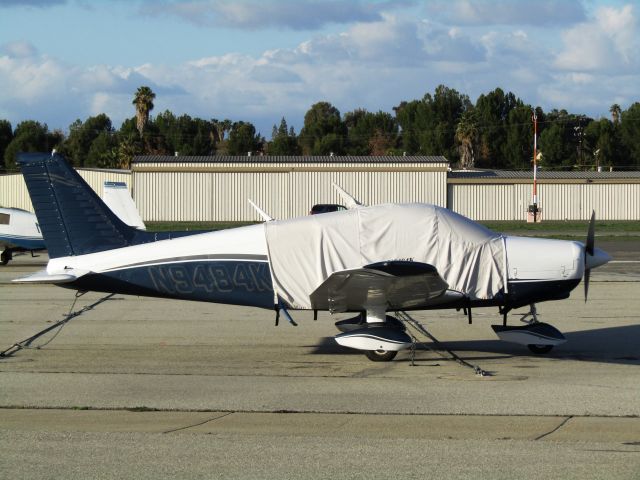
14,152 -> 611,361
0,180 -> 144,265
0,207 -> 45,265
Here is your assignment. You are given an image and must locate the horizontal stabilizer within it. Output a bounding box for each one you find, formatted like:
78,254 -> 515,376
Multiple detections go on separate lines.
13,269 -> 86,284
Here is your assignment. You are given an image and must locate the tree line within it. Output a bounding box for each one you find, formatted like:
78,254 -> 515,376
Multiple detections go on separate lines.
1,85 -> 639,172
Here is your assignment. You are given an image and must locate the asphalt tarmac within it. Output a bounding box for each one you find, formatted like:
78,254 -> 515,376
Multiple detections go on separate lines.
1,244 -> 639,480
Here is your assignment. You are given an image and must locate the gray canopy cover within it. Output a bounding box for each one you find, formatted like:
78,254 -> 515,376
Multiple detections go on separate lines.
265,203 -> 506,309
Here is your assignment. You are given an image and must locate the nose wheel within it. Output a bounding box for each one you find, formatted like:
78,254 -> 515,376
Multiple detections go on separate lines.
364,349 -> 397,362
527,344 -> 554,354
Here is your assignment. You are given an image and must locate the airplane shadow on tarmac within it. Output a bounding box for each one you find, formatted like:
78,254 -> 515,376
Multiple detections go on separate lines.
309,324 -> 640,366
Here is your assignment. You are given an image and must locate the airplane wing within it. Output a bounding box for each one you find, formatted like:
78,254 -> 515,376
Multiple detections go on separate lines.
309,261 -> 449,312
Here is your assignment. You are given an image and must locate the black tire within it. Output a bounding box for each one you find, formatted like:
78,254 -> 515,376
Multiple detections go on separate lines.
1,250 -> 10,265
365,350 -> 397,362
528,344 -> 553,354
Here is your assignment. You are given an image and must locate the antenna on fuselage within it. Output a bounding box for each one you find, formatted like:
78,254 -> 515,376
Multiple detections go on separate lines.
248,199 -> 273,222
332,183 -> 364,209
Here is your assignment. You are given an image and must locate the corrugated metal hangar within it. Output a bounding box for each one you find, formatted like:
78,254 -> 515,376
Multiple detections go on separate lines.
132,155 -> 449,221
2,155 -> 640,221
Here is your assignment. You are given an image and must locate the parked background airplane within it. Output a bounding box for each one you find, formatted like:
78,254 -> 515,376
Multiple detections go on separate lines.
14,152 -> 611,361
0,180 -> 144,265
0,207 -> 45,265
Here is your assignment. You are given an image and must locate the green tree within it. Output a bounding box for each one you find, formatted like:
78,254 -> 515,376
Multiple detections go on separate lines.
619,102 -> 640,168
538,110 -> 591,169
60,114 -> 113,166
3,121 -> 63,171
86,131 -> 120,168
268,117 -> 300,155
344,109 -> 398,155
474,88 -> 520,168
132,86 -> 156,137
584,118 -> 622,169
227,121 -> 262,155
455,110 -> 479,169
153,111 -> 215,155
610,104 -> 621,124
299,101 -> 347,155
115,118 -> 143,168
504,105 -> 536,169
394,85 -> 471,162
0,119 -> 13,172
393,100 -> 421,154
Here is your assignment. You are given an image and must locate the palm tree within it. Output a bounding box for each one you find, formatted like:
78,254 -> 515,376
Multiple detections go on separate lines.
455,111 -> 478,169
132,86 -> 156,136
610,104 -> 621,124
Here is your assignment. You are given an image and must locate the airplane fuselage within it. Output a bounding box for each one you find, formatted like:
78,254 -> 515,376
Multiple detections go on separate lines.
44,221 -> 595,313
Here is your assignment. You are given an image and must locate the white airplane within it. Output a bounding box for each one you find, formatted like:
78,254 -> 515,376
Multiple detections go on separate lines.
0,179 -> 144,265
14,152 -> 611,361
0,207 -> 45,265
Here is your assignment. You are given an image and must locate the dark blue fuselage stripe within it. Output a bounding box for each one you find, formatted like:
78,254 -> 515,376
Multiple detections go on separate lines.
0,234 -> 46,250
67,260 -> 275,309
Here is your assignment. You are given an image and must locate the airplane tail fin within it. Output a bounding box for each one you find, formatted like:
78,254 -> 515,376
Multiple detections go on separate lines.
17,152 -> 151,258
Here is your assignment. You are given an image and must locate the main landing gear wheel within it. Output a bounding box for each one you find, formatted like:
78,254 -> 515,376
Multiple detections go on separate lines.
365,350 -> 397,362
528,344 -> 554,354
1,250 -> 11,265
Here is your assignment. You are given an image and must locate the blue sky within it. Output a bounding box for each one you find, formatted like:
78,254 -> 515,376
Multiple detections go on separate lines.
0,0 -> 638,137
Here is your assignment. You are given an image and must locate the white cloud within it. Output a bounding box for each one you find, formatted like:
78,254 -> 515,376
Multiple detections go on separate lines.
0,54 -> 67,103
1,4 -> 638,136
554,4 -> 639,72
0,41 -> 38,58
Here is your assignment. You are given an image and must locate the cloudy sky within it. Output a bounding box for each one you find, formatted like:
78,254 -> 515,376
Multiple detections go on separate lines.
0,0 -> 638,137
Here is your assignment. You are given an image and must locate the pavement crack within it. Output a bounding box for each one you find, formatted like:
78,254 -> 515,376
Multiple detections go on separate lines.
534,415 -> 573,441
163,412 -> 233,434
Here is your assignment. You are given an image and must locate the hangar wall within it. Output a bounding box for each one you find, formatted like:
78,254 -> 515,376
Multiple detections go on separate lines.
448,174 -> 640,221
2,156 -> 639,221
132,156 -> 449,221
0,169 -> 132,212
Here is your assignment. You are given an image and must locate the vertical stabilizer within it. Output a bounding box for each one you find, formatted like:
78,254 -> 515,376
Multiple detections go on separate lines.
17,153 -> 149,258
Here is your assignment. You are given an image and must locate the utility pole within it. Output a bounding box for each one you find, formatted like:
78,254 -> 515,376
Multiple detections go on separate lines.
528,112 -> 541,223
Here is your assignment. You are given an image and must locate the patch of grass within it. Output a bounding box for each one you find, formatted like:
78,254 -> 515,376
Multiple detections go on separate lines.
479,220 -> 640,238
480,220 -> 639,232
146,221 -> 257,232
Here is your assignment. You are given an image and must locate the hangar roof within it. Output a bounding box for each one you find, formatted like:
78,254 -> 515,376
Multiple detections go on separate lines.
449,169 -> 640,179
133,155 -> 448,164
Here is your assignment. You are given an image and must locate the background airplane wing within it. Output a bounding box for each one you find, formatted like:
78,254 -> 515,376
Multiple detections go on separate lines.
309,261 -> 449,312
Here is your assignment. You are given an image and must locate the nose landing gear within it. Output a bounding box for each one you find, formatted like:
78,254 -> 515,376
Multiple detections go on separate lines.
493,304 -> 566,354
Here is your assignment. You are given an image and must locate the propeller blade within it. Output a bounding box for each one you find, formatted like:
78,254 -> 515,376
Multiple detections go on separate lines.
584,268 -> 590,303
584,210 -> 595,302
586,210 -> 595,256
